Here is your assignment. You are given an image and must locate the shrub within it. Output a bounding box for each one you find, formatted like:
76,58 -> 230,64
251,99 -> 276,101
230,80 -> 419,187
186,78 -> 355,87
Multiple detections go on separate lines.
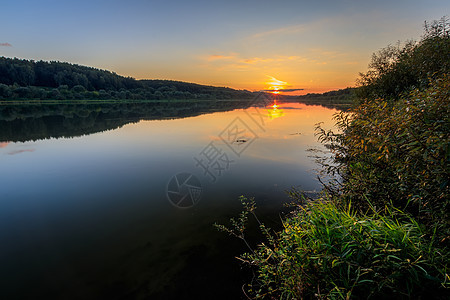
317,76 -> 449,234
357,16 -> 449,101
220,197 -> 449,299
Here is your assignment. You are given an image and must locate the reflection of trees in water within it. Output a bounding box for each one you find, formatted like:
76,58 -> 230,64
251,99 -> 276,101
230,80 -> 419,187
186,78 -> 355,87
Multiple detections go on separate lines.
295,98 -> 353,110
0,101 -> 249,142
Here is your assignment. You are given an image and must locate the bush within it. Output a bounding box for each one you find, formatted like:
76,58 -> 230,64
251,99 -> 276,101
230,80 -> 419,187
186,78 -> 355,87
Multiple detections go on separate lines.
357,16 -> 449,101
317,76 -> 449,228
220,197 -> 449,299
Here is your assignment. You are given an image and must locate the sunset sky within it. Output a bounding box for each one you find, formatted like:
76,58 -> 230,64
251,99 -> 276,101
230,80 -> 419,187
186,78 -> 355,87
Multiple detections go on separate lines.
1,0 -> 449,94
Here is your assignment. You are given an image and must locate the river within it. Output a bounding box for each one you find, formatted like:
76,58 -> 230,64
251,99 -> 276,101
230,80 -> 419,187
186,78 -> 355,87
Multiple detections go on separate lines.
0,98 -> 338,299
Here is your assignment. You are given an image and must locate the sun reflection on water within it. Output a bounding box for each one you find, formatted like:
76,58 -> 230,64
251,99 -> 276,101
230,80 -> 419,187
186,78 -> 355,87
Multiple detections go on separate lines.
267,100 -> 284,120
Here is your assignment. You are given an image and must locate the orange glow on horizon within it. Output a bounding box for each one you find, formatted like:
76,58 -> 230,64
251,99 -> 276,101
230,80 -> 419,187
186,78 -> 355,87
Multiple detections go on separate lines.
126,60 -> 358,96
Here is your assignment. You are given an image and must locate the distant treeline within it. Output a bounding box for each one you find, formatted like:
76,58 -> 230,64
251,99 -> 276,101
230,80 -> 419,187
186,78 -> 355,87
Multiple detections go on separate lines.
298,87 -> 357,102
0,57 -> 254,100
296,87 -> 356,109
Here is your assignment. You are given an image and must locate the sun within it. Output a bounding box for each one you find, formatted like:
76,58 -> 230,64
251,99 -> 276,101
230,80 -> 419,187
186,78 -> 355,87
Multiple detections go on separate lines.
272,89 -> 281,95
265,76 -> 288,94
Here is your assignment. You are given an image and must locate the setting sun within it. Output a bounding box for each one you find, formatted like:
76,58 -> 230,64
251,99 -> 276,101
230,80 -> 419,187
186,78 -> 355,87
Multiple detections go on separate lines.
263,76 -> 304,95
265,76 -> 288,93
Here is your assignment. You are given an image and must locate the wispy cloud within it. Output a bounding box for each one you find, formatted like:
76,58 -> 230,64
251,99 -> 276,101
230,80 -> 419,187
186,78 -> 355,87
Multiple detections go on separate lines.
263,88 -> 304,92
8,149 -> 35,155
308,48 -> 346,59
204,54 -> 309,71
0,43 -> 12,47
0,142 -> 9,148
207,54 -> 237,61
264,76 -> 303,93
266,75 -> 288,87
240,56 -> 301,64
250,24 -> 306,39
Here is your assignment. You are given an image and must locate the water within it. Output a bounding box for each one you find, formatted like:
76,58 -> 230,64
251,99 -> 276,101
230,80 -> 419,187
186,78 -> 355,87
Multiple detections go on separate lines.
0,100 -> 338,299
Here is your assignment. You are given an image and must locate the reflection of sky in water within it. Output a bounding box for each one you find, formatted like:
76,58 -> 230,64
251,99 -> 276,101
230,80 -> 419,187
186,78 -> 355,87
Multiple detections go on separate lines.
0,103 -> 337,299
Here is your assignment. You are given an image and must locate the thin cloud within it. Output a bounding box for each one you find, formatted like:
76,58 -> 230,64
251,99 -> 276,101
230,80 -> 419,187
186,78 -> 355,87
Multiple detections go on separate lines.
207,54 -> 237,61
0,142 -> 9,148
240,56 -> 301,64
251,24 -> 306,39
205,54 -> 305,65
8,149 -> 35,155
308,48 -> 347,60
0,43 -> 12,47
216,63 -> 251,71
264,76 -> 305,93
204,54 -> 307,72
263,88 -> 304,92
266,75 -> 288,87
202,52 -> 327,74
241,57 -> 273,64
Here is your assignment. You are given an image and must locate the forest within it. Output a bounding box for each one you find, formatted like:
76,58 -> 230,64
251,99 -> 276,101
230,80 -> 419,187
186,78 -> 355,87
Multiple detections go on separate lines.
0,57 -> 254,100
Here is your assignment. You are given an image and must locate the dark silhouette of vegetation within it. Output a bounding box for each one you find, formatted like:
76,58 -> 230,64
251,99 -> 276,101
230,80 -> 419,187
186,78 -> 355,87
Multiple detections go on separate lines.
0,57 -> 254,100
357,16 -> 449,101
319,16 -> 449,228
296,87 -> 356,109
319,76 -> 449,226
298,87 -> 356,101
216,17 -> 450,299
218,196 -> 449,299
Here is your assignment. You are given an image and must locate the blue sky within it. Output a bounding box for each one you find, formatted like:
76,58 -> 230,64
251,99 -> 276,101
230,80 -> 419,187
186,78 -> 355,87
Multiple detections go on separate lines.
1,0 -> 449,93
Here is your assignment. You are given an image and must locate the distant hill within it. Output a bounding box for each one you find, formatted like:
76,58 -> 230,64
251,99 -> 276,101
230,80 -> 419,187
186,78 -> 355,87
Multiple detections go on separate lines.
0,57 -> 254,100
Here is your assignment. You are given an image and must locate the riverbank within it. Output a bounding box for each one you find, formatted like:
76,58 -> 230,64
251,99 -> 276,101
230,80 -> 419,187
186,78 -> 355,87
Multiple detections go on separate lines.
218,17 -> 449,299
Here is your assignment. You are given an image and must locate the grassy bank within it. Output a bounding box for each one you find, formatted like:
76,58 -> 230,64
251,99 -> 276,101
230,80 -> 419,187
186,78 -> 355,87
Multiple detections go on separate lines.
222,196 -> 449,299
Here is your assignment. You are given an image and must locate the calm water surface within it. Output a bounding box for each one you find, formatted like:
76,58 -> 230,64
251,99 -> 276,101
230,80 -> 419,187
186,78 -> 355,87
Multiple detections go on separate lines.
0,101 -> 337,299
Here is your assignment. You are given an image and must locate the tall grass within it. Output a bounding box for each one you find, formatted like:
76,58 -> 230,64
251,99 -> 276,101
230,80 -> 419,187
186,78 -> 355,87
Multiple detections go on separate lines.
222,197 -> 449,299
